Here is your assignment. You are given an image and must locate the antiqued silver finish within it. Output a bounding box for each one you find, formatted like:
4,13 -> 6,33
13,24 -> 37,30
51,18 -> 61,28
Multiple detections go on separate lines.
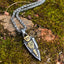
11,0 -> 45,61
24,37 -> 41,61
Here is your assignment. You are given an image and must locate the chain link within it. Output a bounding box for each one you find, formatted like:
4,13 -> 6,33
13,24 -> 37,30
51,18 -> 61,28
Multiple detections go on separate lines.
11,0 -> 45,33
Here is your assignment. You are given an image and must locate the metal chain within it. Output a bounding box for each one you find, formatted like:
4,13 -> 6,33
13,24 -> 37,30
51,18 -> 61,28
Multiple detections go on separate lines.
11,0 -> 45,33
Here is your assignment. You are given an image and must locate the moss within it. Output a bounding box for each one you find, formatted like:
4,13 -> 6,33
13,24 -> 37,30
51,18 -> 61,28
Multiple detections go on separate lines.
0,0 -> 64,64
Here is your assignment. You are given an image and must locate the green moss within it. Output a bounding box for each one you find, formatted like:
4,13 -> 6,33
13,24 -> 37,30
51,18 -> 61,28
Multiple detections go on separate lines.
0,0 -> 64,64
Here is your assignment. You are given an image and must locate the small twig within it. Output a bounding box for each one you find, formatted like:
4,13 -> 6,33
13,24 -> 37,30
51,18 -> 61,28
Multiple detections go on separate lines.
6,1 -> 31,12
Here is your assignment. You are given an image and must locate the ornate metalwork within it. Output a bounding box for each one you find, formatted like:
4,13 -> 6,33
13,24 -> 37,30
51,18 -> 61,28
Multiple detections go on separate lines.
11,0 -> 46,61
23,36 -> 41,61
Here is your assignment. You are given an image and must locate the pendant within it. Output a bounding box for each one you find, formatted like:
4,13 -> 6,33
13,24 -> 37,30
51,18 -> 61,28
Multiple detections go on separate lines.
21,29 -> 41,61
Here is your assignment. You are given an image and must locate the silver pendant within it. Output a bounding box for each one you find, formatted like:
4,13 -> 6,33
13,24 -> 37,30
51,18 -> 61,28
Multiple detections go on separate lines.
21,29 -> 41,61
11,0 -> 46,61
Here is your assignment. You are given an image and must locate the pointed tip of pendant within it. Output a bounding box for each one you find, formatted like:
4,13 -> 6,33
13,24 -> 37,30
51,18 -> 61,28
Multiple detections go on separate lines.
37,55 -> 41,61
38,57 -> 41,61
36,49 -> 41,61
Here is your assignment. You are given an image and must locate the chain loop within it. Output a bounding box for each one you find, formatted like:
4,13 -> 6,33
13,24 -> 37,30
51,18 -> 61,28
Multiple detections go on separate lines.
11,0 -> 45,33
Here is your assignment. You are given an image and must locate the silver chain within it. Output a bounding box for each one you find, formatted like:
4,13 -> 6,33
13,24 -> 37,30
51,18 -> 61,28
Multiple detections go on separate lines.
11,0 -> 45,33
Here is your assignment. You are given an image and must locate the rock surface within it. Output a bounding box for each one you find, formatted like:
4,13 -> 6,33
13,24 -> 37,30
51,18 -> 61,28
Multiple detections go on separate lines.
29,27 -> 55,42
0,15 -> 55,42
0,15 -> 34,36
39,28 -> 55,42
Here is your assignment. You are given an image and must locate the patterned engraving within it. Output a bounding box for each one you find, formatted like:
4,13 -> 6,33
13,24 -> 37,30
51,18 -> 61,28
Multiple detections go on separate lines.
24,35 -> 30,41
33,49 -> 38,56
28,40 -> 34,49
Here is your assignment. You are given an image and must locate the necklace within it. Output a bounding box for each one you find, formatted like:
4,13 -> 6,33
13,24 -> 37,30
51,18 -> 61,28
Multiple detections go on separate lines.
11,0 -> 45,61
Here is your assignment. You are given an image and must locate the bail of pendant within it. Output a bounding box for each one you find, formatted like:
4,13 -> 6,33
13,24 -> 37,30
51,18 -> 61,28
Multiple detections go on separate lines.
21,29 -> 27,37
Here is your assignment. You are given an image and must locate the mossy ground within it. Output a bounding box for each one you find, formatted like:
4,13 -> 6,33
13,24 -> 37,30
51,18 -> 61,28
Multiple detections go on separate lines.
0,0 -> 64,64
